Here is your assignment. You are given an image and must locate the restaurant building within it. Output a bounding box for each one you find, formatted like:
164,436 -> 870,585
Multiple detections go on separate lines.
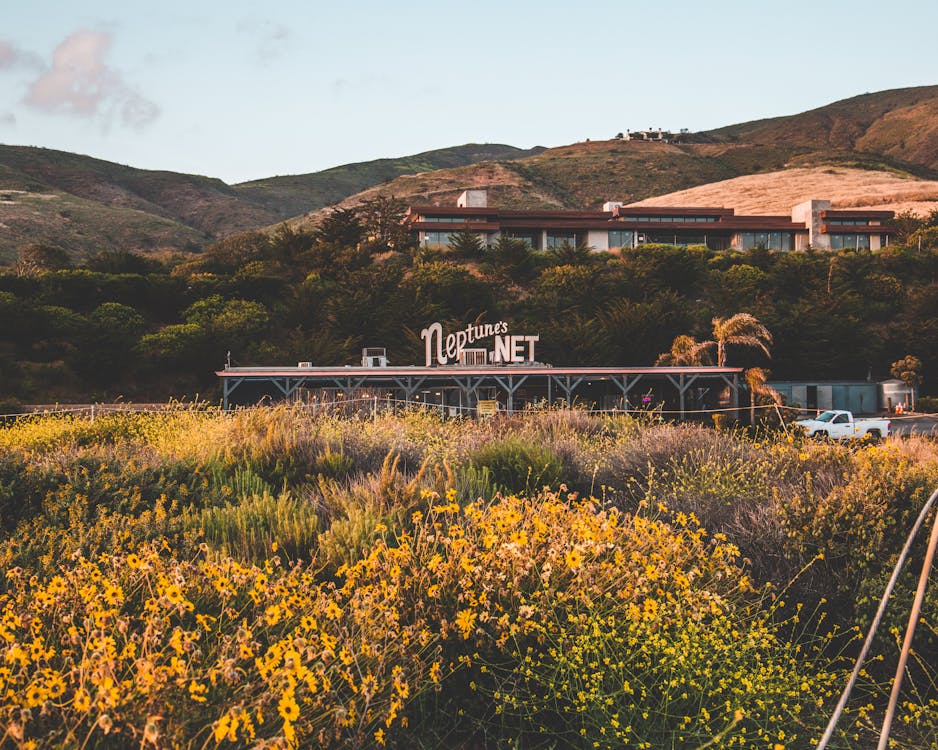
218,320 -> 744,419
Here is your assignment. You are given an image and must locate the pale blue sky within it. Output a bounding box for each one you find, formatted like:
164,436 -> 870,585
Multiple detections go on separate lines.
1,0 -> 936,184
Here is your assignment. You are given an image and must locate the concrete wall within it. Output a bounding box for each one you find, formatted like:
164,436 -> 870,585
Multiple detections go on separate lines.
791,199 -> 831,250
457,190 -> 488,208
587,230 -> 610,251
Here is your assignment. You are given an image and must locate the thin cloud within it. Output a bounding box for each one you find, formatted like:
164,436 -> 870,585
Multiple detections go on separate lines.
24,30 -> 159,129
236,18 -> 291,62
0,111 -> 15,127
332,74 -> 390,100
0,38 -> 42,71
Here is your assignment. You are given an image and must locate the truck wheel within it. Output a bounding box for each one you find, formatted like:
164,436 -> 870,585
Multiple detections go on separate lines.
813,430 -> 829,440
867,429 -> 882,442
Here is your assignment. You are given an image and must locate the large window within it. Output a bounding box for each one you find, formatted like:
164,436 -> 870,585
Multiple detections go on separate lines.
641,232 -> 707,246
608,230 -> 635,248
829,233 -> 871,250
827,219 -> 873,226
738,232 -> 795,251
423,231 -> 455,246
422,216 -> 465,223
546,232 -> 576,249
505,233 -> 536,248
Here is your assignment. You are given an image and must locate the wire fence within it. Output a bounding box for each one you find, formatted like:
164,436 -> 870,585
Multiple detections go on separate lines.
2,398 -> 937,431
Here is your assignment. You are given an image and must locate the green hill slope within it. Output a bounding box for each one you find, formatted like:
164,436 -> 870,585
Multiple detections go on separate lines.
0,143 -> 544,261
232,143 -> 544,218
0,145 -> 279,237
5,85 -> 938,258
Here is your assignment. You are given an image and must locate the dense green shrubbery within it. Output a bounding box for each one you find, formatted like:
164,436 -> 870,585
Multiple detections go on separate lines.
468,435 -> 564,495
7,234 -> 938,403
0,407 -> 937,747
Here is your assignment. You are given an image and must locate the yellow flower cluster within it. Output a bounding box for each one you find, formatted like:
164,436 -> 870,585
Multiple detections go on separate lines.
0,545 -> 439,748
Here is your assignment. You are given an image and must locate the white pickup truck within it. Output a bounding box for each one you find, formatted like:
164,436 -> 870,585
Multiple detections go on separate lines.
795,410 -> 891,440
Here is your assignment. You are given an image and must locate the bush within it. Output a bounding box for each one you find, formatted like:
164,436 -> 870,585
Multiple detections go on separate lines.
915,395 -> 938,413
468,436 -> 564,494
186,490 -> 320,562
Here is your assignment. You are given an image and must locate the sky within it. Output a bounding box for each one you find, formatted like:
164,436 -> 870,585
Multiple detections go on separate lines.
1,0 -> 937,185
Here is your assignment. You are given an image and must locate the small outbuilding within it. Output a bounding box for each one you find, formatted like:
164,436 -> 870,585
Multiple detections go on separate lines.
879,378 -> 917,412
768,380 -> 880,416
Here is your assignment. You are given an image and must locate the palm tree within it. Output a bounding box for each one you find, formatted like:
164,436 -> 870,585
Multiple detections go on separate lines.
702,313 -> 773,366
744,366 -> 782,425
655,334 -> 713,366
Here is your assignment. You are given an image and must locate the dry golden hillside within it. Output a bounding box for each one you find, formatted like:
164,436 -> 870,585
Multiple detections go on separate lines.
629,166 -> 938,216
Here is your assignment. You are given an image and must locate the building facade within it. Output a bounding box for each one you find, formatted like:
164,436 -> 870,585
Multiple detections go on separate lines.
403,191 -> 893,253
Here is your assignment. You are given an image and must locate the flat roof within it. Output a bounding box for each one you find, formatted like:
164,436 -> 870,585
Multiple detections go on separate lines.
217,364 -> 743,378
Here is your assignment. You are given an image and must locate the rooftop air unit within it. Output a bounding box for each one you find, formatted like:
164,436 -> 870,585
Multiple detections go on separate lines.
361,348 -> 389,367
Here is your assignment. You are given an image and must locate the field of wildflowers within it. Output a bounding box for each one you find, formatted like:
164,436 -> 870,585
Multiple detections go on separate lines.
0,406 -> 936,748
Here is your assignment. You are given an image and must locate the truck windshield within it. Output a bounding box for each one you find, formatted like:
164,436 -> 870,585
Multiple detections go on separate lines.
814,411 -> 838,422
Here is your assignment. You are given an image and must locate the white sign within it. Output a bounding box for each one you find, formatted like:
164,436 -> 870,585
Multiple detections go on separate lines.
420,321 -> 539,366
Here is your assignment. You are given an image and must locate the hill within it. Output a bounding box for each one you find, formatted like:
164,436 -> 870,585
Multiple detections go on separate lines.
629,165 -> 938,216
233,143 -> 545,219
0,143 -> 543,263
706,85 -> 938,170
5,85 -> 938,260
288,85 -> 938,227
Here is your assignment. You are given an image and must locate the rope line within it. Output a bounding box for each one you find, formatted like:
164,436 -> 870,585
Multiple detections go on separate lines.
816,486 -> 938,750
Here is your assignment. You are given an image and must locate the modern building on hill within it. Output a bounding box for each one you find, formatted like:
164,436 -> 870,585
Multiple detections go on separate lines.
402,190 -> 893,252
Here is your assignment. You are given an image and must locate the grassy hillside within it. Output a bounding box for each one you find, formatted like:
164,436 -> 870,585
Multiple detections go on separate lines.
0,145 -> 279,237
706,85 -> 938,170
5,85 -> 938,255
295,85 -> 938,222
234,143 -> 544,218
629,165 -> 938,215
0,143 -> 544,260
0,186 -> 208,263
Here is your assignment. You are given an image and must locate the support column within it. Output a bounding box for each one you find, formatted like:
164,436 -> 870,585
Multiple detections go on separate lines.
665,373 -> 699,421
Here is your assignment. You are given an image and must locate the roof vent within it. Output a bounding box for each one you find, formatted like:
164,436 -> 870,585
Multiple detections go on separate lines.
361,348 -> 389,367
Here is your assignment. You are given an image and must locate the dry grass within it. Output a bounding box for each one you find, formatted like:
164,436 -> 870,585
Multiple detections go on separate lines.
629,166 -> 938,216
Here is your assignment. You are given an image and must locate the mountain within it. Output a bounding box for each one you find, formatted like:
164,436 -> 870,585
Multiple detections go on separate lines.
705,85 -> 938,170
4,85 -> 938,261
232,144 -> 545,219
289,85 -> 938,227
0,143 -> 542,263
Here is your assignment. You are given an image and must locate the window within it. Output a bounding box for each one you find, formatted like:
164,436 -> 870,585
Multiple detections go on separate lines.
739,232 -> 795,251
627,215 -> 717,224
546,232 -> 576,249
423,216 -> 465,223
608,230 -> 635,248
424,231 -> 455,246
505,233 -> 536,248
827,219 -> 872,226
829,233 -> 870,250
832,233 -> 869,249
643,232 -> 707,246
